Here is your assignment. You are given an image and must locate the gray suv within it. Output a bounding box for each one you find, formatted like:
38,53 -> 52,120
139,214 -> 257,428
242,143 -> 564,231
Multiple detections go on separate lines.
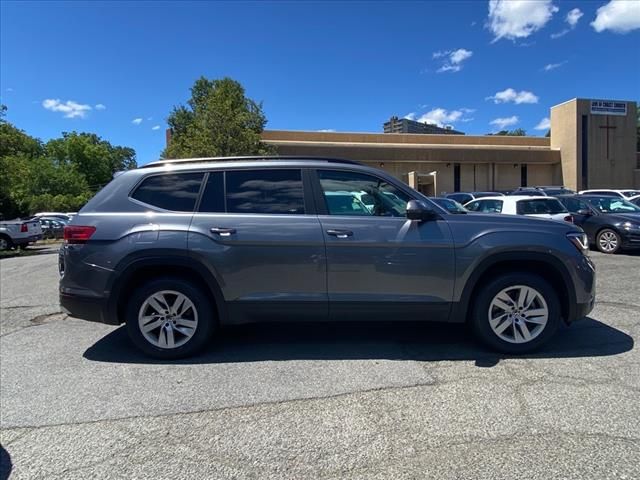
59,157 -> 595,359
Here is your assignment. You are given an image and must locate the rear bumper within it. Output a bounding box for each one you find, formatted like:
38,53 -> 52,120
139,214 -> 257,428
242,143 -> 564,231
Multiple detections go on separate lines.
59,291 -> 119,325
13,234 -> 43,245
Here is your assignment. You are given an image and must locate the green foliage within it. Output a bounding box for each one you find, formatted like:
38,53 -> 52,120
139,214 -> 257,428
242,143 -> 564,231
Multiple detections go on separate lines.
163,77 -> 274,158
0,105 -> 136,219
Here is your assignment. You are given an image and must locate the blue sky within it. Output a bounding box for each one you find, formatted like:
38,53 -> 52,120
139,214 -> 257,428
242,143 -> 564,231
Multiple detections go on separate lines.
1,0 -> 639,165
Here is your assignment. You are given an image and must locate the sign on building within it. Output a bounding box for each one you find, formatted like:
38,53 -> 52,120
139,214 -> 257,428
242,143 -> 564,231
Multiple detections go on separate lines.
590,100 -> 627,116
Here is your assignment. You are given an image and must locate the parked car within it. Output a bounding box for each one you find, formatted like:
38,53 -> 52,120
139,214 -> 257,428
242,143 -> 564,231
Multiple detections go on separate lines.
578,189 -> 640,199
507,187 -> 548,197
0,218 -> 43,250
40,218 -> 66,239
60,156 -> 594,359
464,196 -> 573,223
445,191 -> 504,204
557,194 -> 640,254
535,186 -> 575,196
430,197 -> 468,214
34,212 -> 72,222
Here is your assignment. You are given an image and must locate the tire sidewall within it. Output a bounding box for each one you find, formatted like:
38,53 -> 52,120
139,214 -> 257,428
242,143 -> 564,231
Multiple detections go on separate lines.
596,228 -> 621,254
472,273 -> 561,354
126,277 -> 215,359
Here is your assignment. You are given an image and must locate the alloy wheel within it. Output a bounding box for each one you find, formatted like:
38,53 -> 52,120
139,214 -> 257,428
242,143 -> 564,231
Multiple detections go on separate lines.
138,290 -> 198,349
488,285 -> 549,344
598,231 -> 618,253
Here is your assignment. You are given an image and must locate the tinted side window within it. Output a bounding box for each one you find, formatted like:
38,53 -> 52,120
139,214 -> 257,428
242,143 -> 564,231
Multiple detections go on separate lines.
132,172 -> 204,212
226,169 -> 305,214
560,197 -> 589,213
198,172 -> 225,213
517,199 -> 567,215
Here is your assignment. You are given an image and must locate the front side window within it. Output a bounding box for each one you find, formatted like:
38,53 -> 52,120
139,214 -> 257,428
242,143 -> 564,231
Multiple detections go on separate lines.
132,172 -> 204,212
516,199 -> 567,215
466,199 -> 503,213
225,169 -> 305,214
318,170 -> 410,217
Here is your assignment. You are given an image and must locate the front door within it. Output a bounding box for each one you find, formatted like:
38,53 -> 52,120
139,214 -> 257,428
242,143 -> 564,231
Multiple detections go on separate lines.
188,168 -> 327,323
313,169 -> 455,321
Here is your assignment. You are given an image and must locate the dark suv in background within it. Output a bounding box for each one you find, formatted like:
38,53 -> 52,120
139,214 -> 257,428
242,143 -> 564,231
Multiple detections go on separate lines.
60,157 -> 595,359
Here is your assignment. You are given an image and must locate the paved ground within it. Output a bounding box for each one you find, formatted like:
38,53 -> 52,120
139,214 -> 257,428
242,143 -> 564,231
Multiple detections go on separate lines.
1,246 -> 639,479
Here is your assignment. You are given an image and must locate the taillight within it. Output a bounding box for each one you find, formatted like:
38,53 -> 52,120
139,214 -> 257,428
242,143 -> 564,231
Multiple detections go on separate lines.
20,224 -> 28,232
564,215 -> 573,223
64,226 -> 96,244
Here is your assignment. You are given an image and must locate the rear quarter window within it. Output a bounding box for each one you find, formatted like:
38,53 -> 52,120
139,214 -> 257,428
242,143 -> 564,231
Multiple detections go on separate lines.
131,172 -> 204,212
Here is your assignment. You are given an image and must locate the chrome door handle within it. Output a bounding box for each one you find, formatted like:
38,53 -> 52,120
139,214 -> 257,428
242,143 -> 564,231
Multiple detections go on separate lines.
210,227 -> 237,237
326,229 -> 353,239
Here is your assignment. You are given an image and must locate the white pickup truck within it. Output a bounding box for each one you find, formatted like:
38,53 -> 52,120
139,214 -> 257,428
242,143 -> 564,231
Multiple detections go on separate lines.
0,218 -> 44,250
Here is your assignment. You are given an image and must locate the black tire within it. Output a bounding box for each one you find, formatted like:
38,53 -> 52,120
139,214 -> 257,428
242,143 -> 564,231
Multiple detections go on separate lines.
0,235 -> 13,251
471,273 -> 561,355
125,277 -> 216,359
595,228 -> 621,254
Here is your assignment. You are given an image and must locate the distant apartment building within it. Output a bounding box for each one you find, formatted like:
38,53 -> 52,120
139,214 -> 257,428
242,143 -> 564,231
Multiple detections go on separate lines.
383,116 -> 464,135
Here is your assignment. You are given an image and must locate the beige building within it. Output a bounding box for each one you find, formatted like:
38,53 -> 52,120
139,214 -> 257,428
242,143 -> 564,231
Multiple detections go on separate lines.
261,98 -> 639,196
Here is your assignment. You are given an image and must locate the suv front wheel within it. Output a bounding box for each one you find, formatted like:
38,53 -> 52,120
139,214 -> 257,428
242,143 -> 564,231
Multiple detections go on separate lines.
126,277 -> 216,359
471,273 -> 561,354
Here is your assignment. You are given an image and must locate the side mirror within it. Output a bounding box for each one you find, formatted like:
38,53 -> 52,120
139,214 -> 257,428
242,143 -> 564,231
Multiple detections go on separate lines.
576,209 -> 591,216
406,200 -> 440,221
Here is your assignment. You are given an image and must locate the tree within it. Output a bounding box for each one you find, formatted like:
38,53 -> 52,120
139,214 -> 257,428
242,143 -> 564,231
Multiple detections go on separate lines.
45,132 -> 136,189
0,106 -> 137,218
487,128 -> 527,136
163,77 -> 274,158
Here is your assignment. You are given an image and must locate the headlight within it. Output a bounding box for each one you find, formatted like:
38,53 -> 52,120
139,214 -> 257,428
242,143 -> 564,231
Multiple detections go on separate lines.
622,221 -> 639,230
567,232 -> 589,255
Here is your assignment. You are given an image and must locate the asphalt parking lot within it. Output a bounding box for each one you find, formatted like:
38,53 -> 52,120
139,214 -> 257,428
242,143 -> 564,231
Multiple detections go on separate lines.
1,246 -> 639,479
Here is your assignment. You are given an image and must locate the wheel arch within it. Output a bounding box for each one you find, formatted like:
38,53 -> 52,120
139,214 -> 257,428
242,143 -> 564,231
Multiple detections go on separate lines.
107,253 -> 227,325
453,252 -> 576,324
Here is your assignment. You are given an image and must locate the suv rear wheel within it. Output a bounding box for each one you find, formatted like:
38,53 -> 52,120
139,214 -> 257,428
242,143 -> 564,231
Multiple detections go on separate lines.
471,273 -> 560,354
125,277 -> 216,359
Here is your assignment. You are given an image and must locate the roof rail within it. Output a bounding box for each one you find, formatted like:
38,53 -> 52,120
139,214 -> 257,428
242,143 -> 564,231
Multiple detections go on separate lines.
141,155 -> 362,168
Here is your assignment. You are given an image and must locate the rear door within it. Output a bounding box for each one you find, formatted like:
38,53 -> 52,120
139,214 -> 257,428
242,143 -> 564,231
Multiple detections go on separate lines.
188,168 -> 327,323
312,168 -> 455,321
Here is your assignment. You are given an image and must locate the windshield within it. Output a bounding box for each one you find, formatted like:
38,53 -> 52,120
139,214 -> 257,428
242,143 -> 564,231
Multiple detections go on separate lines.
586,197 -> 640,214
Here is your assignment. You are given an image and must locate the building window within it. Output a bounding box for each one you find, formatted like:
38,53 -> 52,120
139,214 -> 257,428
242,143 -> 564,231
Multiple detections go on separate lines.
454,163 -> 461,192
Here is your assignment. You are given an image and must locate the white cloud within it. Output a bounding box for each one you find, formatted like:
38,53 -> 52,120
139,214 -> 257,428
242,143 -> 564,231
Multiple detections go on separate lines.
543,61 -> 567,71
94,103 -> 106,110
404,113 -> 417,120
151,125 -> 161,131
317,129 -> 336,132
487,88 -> 539,104
417,108 -> 473,127
132,118 -> 143,125
42,99 -> 92,119
5,88 -> 13,92
487,0 -> 558,42
534,117 -> 551,130
147,117 -> 153,121
551,8 -> 583,38
434,48 -> 473,73
591,0 -> 640,33
566,8 -> 584,27
490,116 -> 519,129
